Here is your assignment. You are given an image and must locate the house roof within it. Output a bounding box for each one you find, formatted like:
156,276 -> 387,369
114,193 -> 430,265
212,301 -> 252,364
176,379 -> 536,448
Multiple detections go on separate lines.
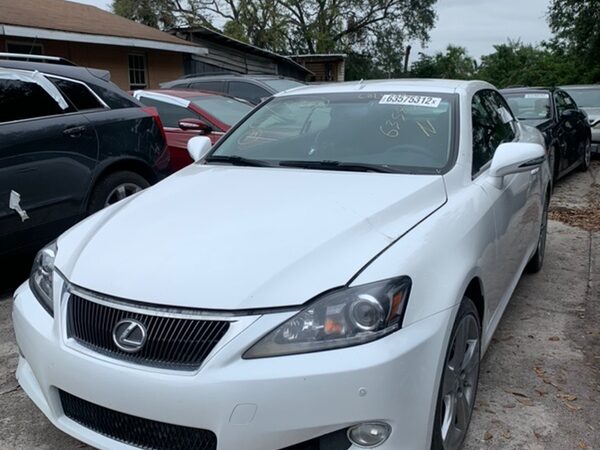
0,0 -> 206,54
171,26 -> 312,75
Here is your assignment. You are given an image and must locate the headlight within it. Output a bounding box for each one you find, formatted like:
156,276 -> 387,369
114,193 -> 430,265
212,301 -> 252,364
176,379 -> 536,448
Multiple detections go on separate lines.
30,240 -> 57,316
244,277 -> 411,358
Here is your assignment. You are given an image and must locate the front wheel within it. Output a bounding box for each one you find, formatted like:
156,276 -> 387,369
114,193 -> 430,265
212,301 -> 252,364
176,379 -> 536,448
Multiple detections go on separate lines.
88,171 -> 150,214
525,193 -> 549,273
579,138 -> 591,172
431,297 -> 481,450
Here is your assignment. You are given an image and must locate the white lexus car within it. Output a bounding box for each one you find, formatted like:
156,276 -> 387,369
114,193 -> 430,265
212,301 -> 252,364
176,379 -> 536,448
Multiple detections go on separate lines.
13,80 -> 551,450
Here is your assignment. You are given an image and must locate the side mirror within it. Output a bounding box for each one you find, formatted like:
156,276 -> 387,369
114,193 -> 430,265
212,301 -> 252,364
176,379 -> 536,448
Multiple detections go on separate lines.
560,109 -> 577,121
489,142 -> 546,179
187,136 -> 212,162
178,118 -> 212,134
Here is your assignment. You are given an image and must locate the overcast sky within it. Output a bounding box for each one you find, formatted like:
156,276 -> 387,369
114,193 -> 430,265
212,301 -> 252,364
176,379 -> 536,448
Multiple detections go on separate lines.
73,0 -> 553,60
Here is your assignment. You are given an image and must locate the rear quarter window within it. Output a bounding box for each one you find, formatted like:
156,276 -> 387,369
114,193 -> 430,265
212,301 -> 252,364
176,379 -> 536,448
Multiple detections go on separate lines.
50,77 -> 105,111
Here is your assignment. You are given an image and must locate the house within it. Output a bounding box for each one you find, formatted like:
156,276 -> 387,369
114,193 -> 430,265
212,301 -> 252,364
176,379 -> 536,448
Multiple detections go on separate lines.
0,0 -> 207,90
291,54 -> 347,82
170,26 -> 312,81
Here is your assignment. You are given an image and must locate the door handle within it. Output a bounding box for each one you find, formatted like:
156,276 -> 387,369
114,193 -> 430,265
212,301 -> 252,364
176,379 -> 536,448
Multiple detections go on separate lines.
63,126 -> 86,137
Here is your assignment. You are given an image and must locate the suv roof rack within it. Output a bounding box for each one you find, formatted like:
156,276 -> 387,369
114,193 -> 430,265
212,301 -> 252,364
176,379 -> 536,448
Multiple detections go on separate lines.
0,52 -> 76,66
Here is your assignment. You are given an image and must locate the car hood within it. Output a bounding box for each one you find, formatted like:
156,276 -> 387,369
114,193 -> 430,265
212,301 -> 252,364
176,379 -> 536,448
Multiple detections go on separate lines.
524,118 -> 553,130
56,165 -> 446,310
582,107 -> 600,124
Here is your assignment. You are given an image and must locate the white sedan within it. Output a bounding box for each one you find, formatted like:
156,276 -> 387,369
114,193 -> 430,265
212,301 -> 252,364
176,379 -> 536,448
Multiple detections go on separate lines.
13,80 -> 551,450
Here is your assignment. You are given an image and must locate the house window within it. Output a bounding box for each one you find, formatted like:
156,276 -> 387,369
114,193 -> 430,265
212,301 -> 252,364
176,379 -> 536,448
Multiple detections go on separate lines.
128,54 -> 147,89
6,41 -> 43,55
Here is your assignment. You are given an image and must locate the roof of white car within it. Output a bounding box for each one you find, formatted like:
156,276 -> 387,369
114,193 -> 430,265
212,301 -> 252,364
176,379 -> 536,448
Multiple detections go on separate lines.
278,79 -> 492,97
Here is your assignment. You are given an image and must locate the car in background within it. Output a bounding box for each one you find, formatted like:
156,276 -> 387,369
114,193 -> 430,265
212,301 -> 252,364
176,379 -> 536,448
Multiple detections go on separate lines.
0,54 -> 169,257
132,89 -> 253,172
501,86 -> 591,181
561,85 -> 600,154
14,80 -> 552,450
161,73 -> 305,105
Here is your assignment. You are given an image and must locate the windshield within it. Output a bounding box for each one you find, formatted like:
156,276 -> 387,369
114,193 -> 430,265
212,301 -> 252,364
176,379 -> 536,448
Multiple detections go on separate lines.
262,79 -> 305,92
503,93 -> 552,120
210,92 -> 456,173
562,87 -> 600,109
191,95 -> 253,126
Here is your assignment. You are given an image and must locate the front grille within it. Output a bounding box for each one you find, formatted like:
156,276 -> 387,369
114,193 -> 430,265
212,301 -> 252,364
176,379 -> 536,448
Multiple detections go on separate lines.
60,390 -> 217,450
67,294 -> 230,370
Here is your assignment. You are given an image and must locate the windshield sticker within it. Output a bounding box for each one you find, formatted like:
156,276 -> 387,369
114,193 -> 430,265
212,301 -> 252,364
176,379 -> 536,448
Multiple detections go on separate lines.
379,94 -> 442,108
524,93 -> 550,99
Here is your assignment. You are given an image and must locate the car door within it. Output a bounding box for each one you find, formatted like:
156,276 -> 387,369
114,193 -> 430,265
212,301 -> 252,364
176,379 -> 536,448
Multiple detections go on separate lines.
471,90 -> 540,314
561,90 -> 590,164
136,94 -> 213,171
0,74 -> 99,255
554,90 -> 582,169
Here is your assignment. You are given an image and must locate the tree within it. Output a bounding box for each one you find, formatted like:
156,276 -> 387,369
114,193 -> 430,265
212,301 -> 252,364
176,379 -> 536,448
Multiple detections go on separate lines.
548,0 -> 600,82
112,0 -> 210,29
410,45 -> 477,79
196,0 -> 437,71
477,40 -> 581,88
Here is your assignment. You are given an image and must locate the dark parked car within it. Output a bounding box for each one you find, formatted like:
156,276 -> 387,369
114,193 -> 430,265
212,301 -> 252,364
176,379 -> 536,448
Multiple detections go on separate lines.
561,85 -> 600,154
132,89 -> 252,172
160,73 -> 304,105
0,54 -> 169,257
501,87 -> 591,181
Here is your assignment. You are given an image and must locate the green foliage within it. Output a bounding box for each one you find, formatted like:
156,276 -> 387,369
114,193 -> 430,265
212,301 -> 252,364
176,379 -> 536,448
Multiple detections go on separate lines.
410,46 -> 477,80
548,0 -> 600,82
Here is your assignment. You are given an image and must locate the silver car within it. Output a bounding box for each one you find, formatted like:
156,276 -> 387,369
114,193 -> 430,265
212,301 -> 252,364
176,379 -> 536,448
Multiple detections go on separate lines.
562,85 -> 600,154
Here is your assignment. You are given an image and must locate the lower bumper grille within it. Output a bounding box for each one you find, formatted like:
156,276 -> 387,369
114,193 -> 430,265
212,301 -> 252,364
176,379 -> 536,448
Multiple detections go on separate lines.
59,390 -> 217,450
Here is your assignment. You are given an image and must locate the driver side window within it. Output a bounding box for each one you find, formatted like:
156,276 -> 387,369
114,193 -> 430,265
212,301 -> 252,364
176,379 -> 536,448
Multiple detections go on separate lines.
471,90 -> 516,176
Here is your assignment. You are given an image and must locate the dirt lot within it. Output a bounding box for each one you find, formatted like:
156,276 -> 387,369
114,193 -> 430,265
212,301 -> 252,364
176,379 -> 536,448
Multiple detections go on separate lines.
0,162 -> 598,450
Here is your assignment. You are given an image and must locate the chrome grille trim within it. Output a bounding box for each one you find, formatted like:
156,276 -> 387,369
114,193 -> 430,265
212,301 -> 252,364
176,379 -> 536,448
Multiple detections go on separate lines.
66,292 -> 232,371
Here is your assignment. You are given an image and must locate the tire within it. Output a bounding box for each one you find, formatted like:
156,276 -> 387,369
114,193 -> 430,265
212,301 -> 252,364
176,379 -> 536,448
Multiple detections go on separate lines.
525,193 -> 549,273
88,171 -> 149,214
431,297 -> 481,450
579,138 -> 591,172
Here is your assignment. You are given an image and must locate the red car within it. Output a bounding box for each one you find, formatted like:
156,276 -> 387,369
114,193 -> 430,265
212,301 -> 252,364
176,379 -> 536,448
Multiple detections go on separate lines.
133,89 -> 253,172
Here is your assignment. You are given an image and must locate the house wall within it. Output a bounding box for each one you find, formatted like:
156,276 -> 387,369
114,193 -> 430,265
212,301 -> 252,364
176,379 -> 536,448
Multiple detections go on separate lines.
1,37 -> 184,89
300,60 -> 345,82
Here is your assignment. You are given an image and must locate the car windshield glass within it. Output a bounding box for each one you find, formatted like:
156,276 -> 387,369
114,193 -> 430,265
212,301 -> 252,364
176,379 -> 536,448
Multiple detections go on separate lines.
210,92 -> 456,173
191,95 -> 253,125
562,88 -> 600,108
503,93 -> 551,120
261,79 -> 304,92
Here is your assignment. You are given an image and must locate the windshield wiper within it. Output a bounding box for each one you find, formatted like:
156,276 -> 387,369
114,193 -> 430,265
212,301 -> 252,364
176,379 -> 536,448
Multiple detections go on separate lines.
204,155 -> 277,167
278,160 -> 396,173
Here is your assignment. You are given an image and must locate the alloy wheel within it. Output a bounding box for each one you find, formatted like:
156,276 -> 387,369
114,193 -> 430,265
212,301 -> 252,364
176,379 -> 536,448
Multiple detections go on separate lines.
584,143 -> 591,169
104,183 -> 143,207
439,314 -> 480,450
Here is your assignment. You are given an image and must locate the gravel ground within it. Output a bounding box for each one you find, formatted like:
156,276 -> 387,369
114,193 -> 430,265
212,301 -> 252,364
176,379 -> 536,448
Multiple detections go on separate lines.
0,162 -> 598,450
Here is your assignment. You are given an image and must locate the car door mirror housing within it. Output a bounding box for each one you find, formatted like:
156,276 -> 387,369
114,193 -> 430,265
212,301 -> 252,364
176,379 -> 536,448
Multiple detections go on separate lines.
187,136 -> 212,162
179,118 -> 212,134
560,109 -> 577,120
489,142 -> 546,178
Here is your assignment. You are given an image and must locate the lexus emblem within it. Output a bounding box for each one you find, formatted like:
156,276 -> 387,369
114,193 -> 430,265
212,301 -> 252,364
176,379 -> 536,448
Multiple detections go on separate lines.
112,319 -> 147,353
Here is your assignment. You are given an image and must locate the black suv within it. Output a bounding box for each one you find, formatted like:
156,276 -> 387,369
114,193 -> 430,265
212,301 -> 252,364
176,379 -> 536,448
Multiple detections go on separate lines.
161,73 -> 304,105
0,55 -> 169,257
501,86 -> 592,181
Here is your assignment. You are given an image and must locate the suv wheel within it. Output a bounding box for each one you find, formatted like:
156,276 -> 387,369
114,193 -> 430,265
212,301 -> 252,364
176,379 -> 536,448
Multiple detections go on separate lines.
88,171 -> 149,213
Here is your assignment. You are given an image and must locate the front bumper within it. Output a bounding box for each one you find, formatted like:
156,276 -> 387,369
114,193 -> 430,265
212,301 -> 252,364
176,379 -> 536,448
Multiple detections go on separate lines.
13,281 -> 455,450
